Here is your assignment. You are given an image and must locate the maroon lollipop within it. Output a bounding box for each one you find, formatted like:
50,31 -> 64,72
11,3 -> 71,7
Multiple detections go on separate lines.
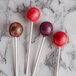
32,22 -> 53,76
40,22 -> 53,36
9,22 -> 23,76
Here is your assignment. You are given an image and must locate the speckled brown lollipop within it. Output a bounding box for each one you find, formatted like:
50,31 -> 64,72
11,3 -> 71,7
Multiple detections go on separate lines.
9,22 -> 23,37
9,22 -> 23,76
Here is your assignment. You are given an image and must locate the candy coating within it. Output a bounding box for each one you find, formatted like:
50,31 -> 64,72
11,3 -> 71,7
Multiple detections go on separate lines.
40,22 -> 53,37
53,31 -> 68,47
26,7 -> 40,22
9,22 -> 23,37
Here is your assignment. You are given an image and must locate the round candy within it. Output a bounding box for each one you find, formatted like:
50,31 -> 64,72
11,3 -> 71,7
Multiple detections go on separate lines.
53,31 -> 68,47
9,22 -> 23,37
40,22 -> 53,37
26,7 -> 40,22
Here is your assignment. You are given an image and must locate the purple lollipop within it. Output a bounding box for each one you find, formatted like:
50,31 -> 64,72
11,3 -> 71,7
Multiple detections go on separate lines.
32,21 -> 53,76
40,22 -> 53,36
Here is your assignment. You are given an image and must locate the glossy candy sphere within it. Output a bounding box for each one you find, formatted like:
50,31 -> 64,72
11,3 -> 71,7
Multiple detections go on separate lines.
26,7 -> 40,22
53,31 -> 68,47
40,22 -> 53,37
9,22 -> 23,37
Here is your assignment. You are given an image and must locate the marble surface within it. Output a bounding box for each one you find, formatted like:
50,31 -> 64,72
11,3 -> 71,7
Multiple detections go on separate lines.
0,0 -> 76,76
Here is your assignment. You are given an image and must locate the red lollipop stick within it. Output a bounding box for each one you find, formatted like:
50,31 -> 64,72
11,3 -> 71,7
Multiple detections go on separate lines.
53,31 -> 68,76
26,7 -> 40,75
32,22 -> 53,76
9,22 -> 23,76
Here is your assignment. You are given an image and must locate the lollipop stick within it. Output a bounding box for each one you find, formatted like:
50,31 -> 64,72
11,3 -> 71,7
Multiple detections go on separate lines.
32,37 -> 45,76
16,37 -> 18,76
26,22 -> 33,74
56,47 -> 61,76
12,38 -> 16,76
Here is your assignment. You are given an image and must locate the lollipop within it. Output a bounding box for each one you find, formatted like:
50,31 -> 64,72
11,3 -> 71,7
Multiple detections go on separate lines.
9,22 -> 23,76
53,31 -> 68,76
32,22 -> 53,76
26,7 -> 40,74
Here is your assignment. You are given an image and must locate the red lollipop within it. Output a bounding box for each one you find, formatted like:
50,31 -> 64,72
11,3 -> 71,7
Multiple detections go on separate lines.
26,7 -> 40,22
53,31 -> 68,76
26,7 -> 40,75
53,31 -> 68,47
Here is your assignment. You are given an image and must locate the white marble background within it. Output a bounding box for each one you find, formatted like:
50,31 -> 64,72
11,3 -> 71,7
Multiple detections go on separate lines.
0,0 -> 76,76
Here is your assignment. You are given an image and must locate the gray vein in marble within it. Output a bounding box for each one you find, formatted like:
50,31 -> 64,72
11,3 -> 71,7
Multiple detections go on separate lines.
45,47 -> 58,71
32,0 -> 53,9
0,70 -> 7,76
67,50 -> 76,71
0,39 -> 8,64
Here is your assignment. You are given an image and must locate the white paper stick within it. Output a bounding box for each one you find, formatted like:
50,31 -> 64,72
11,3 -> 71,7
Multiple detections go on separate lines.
26,22 -> 33,74
16,37 -> 18,76
56,47 -> 61,76
32,37 -> 45,76
12,38 -> 16,76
